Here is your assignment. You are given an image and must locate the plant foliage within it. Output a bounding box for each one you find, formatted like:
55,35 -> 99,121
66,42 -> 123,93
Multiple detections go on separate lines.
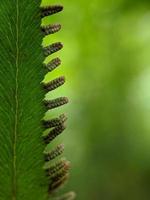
0,1 -> 75,200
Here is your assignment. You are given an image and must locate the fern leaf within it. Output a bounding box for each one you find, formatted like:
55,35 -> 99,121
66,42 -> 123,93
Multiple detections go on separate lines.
0,1 -> 74,200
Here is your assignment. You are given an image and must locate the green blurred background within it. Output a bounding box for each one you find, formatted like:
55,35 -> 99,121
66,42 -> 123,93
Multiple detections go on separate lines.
42,0 -> 150,199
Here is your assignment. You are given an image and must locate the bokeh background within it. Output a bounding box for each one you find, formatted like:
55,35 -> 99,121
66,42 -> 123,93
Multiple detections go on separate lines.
42,0 -> 150,199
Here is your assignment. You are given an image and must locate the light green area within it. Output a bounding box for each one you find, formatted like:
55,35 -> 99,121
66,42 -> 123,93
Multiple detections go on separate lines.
43,0 -> 150,199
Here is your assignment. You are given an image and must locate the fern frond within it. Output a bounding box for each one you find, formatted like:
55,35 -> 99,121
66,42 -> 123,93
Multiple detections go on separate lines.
41,5 -> 63,17
43,42 -> 63,56
45,159 -> 70,177
44,144 -> 65,161
42,114 -> 67,129
41,24 -> 61,35
44,58 -> 61,72
0,1 -> 75,199
41,3 -> 75,199
43,124 -> 66,144
43,76 -> 65,92
48,174 -> 69,193
44,97 -> 69,110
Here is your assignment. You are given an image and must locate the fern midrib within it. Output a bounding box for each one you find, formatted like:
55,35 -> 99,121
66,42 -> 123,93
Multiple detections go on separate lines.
13,0 -> 19,199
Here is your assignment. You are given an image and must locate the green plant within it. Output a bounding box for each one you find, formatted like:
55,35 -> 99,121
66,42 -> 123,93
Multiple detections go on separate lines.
0,1 -> 75,200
